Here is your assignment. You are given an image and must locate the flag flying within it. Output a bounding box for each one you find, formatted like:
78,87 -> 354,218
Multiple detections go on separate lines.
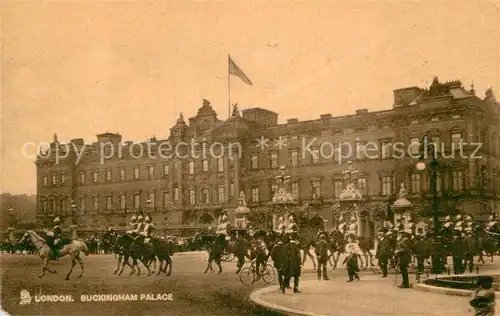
228,55 -> 253,86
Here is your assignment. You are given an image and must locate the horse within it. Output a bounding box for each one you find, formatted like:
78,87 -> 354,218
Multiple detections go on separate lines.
150,237 -> 174,276
19,230 -> 89,280
327,230 -> 346,270
204,233 -> 250,274
297,230 -> 317,271
113,233 -> 154,276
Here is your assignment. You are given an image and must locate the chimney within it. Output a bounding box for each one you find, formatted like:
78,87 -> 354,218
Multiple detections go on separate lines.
287,118 -> 299,124
355,109 -> 368,115
320,114 -> 332,119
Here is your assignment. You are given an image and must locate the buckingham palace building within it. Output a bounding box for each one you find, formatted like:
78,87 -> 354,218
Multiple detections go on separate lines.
36,77 -> 500,238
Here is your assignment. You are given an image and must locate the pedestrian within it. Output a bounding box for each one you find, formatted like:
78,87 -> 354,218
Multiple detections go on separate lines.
270,235 -> 287,294
314,232 -> 329,280
470,276 -> 495,316
283,232 -> 302,293
375,230 -> 392,278
343,235 -> 361,282
395,232 -> 411,288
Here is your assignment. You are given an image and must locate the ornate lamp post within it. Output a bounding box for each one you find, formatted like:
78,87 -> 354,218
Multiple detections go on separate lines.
70,203 -> 78,239
270,165 -> 297,231
415,134 -> 442,273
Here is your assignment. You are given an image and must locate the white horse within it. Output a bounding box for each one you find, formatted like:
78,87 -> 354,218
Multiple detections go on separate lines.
19,230 -> 89,280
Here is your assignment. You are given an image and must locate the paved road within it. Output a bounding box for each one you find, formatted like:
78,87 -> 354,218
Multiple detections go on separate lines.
2,252 -> 499,316
0,252 -> 267,316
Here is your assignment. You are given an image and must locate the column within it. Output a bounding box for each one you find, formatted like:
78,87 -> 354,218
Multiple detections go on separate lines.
234,149 -> 240,198
356,211 -> 362,237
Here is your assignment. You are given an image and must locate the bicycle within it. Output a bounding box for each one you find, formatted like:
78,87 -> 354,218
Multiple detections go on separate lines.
239,259 -> 275,286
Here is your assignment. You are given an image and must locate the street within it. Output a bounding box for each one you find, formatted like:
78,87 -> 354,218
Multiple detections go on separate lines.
1,252 -> 265,316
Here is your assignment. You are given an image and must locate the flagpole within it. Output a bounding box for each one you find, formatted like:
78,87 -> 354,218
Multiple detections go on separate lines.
228,53 -> 231,119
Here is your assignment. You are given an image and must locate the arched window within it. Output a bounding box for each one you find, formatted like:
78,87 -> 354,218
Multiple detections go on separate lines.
199,213 -> 215,225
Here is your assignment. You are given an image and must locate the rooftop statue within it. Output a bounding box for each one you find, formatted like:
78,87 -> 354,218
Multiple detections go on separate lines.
231,103 -> 241,117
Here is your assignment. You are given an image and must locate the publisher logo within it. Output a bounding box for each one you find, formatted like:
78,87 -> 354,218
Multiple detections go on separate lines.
19,289 -> 32,305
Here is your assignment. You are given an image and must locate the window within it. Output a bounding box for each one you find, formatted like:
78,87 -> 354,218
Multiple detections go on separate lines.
251,155 -> 259,169
92,171 -> 98,184
52,175 -> 57,186
452,171 -> 463,191
163,165 -> 169,177
148,192 -> 155,208
174,187 -> 179,201
92,196 -> 99,211
201,188 -> 210,203
59,199 -> 65,214
79,198 -> 85,213
79,171 -> 85,185
410,137 -> 420,155
188,161 -> 195,175
146,166 -> 153,179
163,192 -> 170,206
356,142 -> 366,160
120,194 -> 126,210
120,169 -> 125,182
43,176 -> 48,186
291,151 -> 299,167
411,174 -> 421,193
217,158 -> 224,172
134,194 -> 140,209
382,176 -> 392,195
357,177 -> 367,195
311,149 -> 320,164
60,174 -> 66,185
292,182 -> 299,199
271,183 -> 279,196
334,180 -> 343,198
311,181 -> 321,199
106,170 -> 112,182
270,153 -> 279,168
452,133 -> 462,147
429,172 -> 442,192
252,187 -> 260,202
230,182 -> 235,198
189,189 -> 196,205
133,167 -> 140,180
381,140 -> 392,159
51,200 -> 56,213
106,196 -> 112,210
218,186 -> 225,203
202,160 -> 209,172
42,200 -> 48,212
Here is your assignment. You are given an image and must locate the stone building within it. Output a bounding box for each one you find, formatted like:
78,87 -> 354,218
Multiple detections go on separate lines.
36,78 -> 500,239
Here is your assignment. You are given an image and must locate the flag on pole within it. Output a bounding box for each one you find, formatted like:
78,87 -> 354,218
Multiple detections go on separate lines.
229,55 -> 253,86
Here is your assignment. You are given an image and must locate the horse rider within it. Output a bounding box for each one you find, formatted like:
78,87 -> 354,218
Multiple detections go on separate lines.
486,214 -> 497,232
140,216 -> 155,245
46,216 -> 63,259
247,222 -> 256,239
463,215 -> 474,235
126,214 -> 138,235
134,215 -> 145,237
337,214 -> 347,235
455,214 -> 464,229
216,214 -> 231,247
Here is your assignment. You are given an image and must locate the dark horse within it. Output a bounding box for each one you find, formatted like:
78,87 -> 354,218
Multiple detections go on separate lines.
204,234 -> 251,274
113,233 -> 155,276
150,238 -> 174,276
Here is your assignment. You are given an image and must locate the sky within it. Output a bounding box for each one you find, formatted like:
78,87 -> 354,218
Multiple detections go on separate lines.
2,1 -> 499,194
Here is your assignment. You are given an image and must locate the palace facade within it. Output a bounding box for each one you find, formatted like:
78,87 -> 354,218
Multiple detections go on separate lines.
36,77 -> 500,239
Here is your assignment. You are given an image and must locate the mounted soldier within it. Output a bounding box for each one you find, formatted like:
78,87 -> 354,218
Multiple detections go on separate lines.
443,215 -> 454,230
216,214 -> 231,249
337,214 -> 347,236
486,214 -> 498,232
126,213 -> 138,235
140,216 -> 155,245
46,216 -> 64,259
464,215 -> 474,235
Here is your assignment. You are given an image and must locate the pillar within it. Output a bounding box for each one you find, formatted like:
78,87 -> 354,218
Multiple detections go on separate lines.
356,211 -> 362,237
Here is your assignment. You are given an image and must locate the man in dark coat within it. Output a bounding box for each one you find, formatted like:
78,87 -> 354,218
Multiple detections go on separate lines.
395,232 -> 411,288
314,231 -> 329,280
284,232 -> 302,293
270,235 -> 287,294
375,231 -> 392,278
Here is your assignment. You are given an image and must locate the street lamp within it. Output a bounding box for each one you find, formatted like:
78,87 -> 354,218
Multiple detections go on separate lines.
416,135 -> 442,273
